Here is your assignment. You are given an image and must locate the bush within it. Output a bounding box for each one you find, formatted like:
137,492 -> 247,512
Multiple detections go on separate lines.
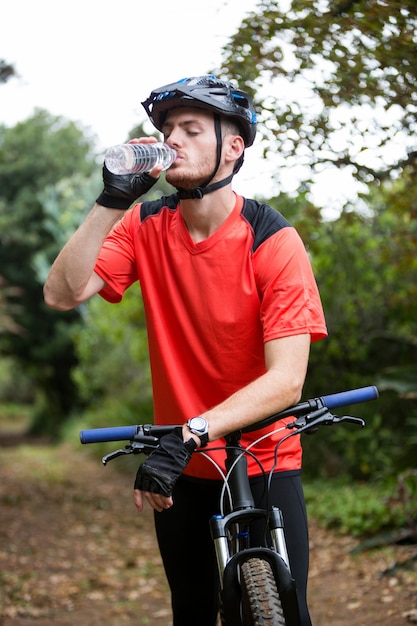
304,477 -> 414,537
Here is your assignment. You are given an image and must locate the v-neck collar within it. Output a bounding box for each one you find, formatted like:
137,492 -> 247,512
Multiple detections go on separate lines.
176,194 -> 244,253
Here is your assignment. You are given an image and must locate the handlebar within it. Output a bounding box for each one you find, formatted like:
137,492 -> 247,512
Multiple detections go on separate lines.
80,385 -> 378,444
242,385 -> 378,433
321,386 -> 378,410
80,425 -> 139,444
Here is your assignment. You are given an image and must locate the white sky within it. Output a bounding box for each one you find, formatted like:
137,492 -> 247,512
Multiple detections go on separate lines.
1,0 -> 360,207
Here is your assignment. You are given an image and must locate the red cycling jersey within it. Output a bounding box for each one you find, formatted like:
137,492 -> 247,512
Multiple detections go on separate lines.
95,193 -> 327,479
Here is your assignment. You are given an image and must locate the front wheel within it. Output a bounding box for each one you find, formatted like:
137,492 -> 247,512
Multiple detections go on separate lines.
240,557 -> 287,625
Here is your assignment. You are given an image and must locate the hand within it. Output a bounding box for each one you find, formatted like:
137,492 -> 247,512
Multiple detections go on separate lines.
96,165 -> 158,210
133,428 -> 196,510
96,137 -> 162,209
134,489 -> 173,513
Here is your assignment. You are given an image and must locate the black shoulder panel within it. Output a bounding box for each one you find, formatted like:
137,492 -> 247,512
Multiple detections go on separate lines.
241,198 -> 291,253
140,193 -> 178,222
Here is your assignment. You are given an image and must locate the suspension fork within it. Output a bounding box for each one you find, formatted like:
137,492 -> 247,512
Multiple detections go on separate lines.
210,433 -> 254,582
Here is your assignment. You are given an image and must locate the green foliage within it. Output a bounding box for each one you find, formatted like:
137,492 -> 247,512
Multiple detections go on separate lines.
0,110 -> 177,437
218,0 -> 417,187
304,477 -> 414,537
0,109 -> 97,435
72,286 -> 152,418
388,469 -> 417,539
33,171 -> 102,283
0,109 -> 94,201
65,288 -> 154,463
0,357 -> 34,405
280,177 -> 417,480
62,395 -> 154,469
378,366 -> 417,399
0,277 -> 23,335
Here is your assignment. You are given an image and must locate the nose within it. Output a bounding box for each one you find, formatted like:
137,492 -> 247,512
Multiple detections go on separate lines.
165,126 -> 182,149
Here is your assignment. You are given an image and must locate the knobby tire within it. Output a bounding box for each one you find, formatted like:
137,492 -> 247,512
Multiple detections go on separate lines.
240,557 -> 287,626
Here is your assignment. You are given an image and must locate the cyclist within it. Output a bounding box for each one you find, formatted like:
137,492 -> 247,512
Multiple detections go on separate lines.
44,75 -> 327,626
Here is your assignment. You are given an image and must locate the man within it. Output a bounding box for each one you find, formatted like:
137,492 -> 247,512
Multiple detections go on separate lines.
44,75 -> 327,625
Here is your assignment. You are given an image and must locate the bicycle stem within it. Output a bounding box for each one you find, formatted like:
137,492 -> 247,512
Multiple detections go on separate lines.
224,433 -> 256,511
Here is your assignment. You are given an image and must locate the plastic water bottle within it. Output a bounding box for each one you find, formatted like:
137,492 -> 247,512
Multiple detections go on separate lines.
104,143 -> 177,175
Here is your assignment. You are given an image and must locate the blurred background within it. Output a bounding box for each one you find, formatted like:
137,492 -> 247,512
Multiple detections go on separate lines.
1,0 -> 416,573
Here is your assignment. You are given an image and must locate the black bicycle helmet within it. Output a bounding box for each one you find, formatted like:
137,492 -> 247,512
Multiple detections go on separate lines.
142,75 -> 257,147
142,75 -> 257,198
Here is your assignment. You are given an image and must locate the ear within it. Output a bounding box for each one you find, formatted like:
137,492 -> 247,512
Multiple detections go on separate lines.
224,134 -> 245,164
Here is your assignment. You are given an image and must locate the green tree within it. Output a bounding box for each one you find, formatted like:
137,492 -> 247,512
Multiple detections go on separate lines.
0,110 -> 96,435
296,186 -> 417,478
72,288 -> 153,428
218,0 -> 417,188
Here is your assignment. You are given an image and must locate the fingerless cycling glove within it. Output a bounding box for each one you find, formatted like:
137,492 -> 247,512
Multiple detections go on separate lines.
134,428 -> 197,497
96,164 -> 157,210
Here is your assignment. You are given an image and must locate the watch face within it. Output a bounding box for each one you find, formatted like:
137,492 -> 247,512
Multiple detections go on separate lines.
188,417 -> 209,447
190,417 -> 207,431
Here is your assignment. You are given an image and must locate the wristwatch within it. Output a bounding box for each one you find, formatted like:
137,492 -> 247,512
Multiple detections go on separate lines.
186,416 -> 209,447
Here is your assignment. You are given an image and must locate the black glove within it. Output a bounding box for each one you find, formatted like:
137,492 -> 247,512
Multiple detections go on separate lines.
96,164 -> 158,210
134,428 -> 197,497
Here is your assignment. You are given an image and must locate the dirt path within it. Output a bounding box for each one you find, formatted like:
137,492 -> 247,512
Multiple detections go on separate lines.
0,440 -> 416,625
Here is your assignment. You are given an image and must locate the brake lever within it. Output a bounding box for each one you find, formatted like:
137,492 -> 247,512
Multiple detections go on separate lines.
102,447 -> 131,465
287,407 -> 331,432
287,408 -> 365,435
102,438 -> 161,465
333,415 -> 365,427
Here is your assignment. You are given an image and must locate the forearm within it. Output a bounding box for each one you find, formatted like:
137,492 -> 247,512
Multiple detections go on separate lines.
201,370 -> 302,440
184,334 -> 311,444
44,204 -> 123,310
44,138 -> 161,312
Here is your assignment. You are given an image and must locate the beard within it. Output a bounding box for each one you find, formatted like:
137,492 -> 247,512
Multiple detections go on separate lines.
166,156 -> 217,190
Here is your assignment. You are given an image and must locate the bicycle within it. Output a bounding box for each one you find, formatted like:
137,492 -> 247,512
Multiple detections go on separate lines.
80,385 -> 378,626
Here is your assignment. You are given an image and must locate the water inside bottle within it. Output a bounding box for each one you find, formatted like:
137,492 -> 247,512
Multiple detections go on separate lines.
105,143 -> 176,175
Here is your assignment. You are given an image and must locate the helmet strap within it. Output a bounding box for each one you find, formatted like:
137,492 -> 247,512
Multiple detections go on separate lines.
176,173 -> 234,199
